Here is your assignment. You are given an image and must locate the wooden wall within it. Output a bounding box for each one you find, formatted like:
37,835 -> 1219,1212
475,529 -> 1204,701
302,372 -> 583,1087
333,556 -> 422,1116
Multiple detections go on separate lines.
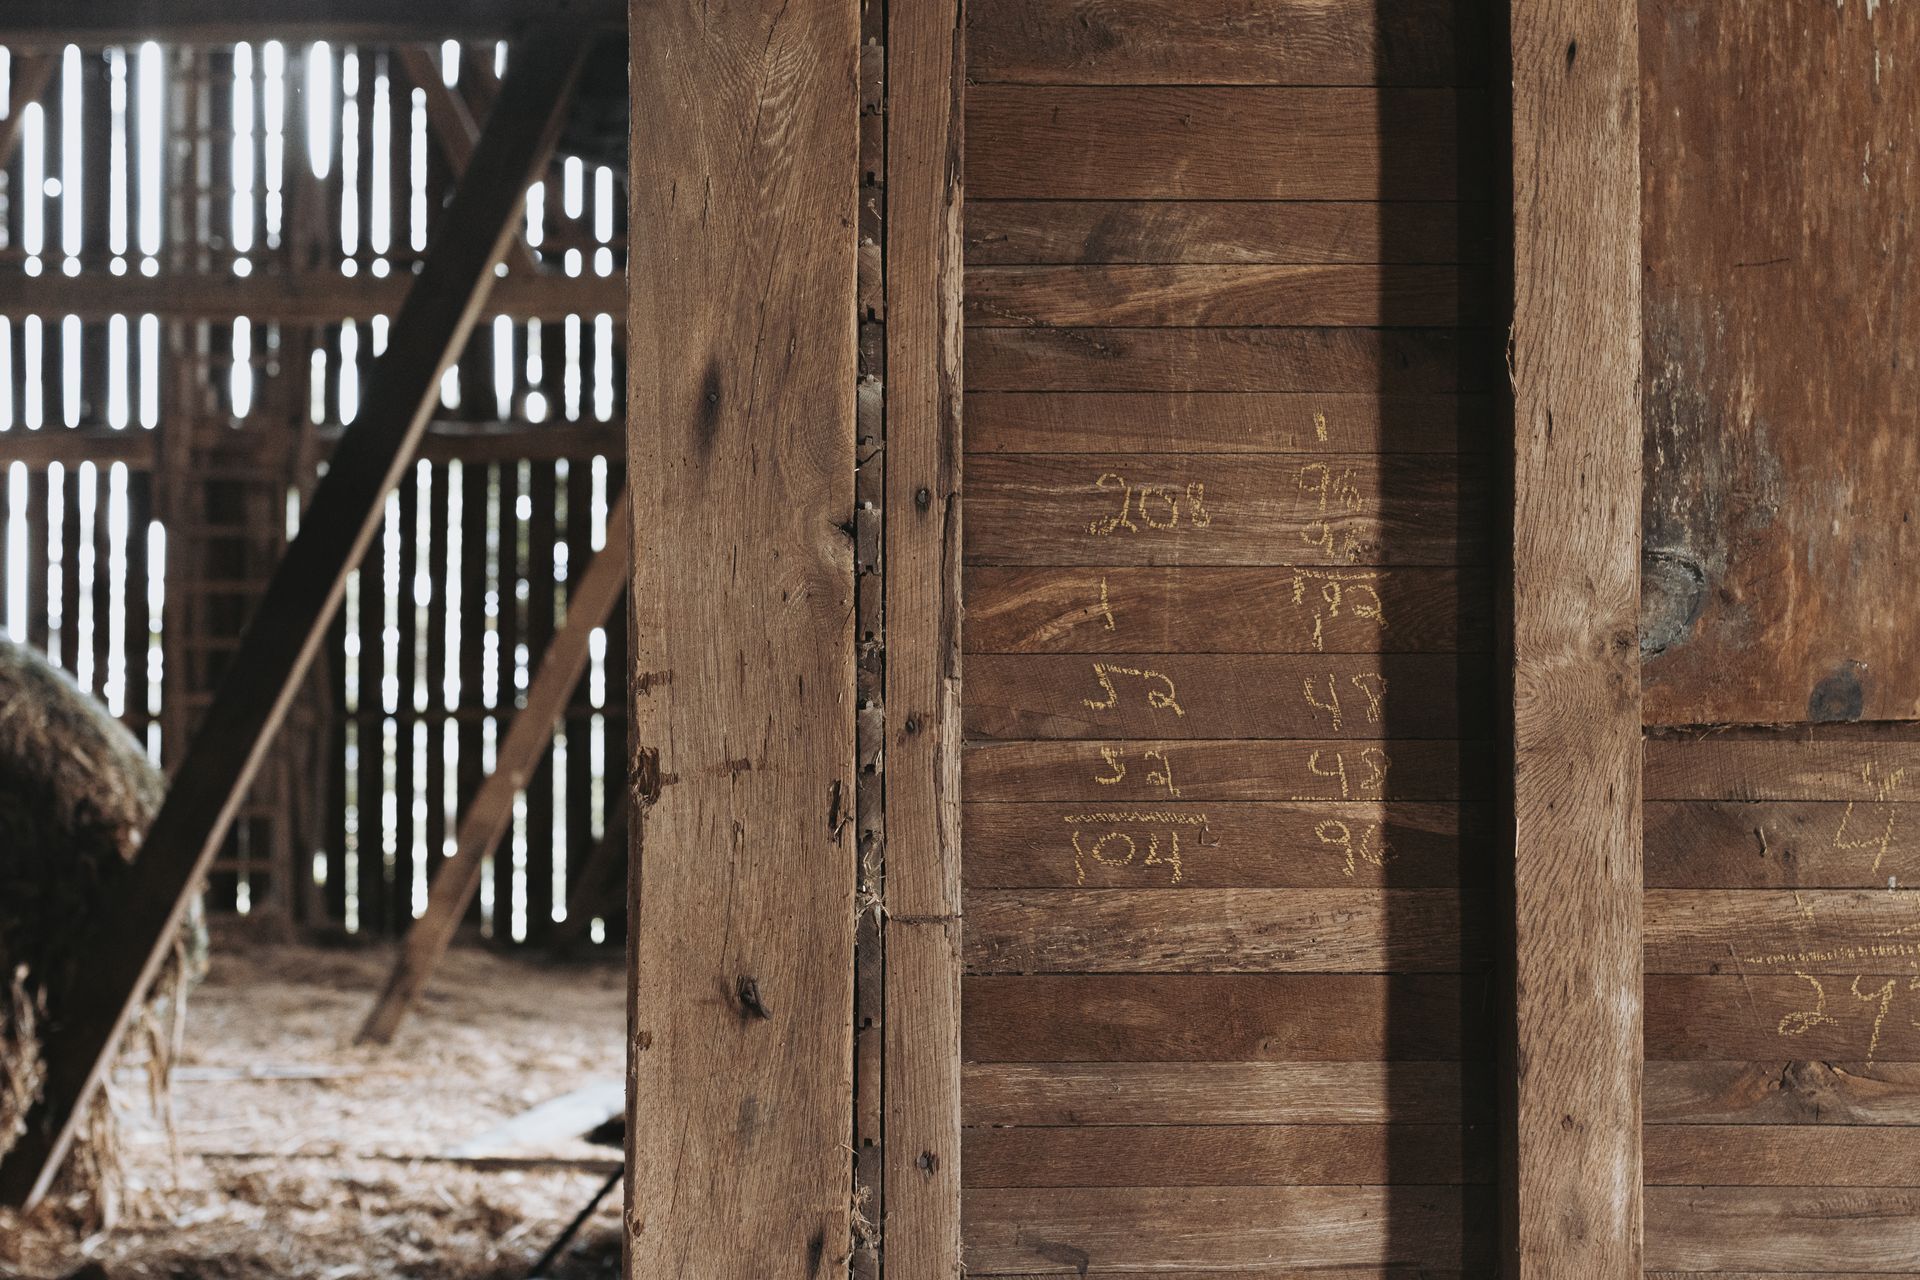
957,0 -> 1503,1269
1638,0 -> 1920,1272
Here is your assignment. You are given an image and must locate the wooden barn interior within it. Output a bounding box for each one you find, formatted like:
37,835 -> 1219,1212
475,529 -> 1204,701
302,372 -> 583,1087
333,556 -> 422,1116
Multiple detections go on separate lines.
0,0 -> 1915,1276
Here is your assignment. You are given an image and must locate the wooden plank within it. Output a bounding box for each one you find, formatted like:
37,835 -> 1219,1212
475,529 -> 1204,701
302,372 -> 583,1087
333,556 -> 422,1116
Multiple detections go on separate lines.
965,653 -> 1484,741
966,567 -> 1491,656
356,496 -> 628,1042
1647,976 -> 1920,1062
964,800 -> 1487,888
1641,0 -> 1920,724
966,1124 -> 1491,1187
964,975 -> 1489,1062
966,392 -> 1493,454
964,454 -> 1488,567
963,1186 -> 1489,1273
968,327 -> 1500,393
1645,1125 -> 1920,1186
965,888 -> 1487,973
966,201 -> 1495,267
0,269 -> 622,321
624,0 -> 858,1264
964,739 -> 1490,803
1645,737 -> 1920,802
1645,1060 -> 1920,1126
0,28 -> 591,1211
1644,1188 -> 1920,1273
0,0 -> 622,43
1509,0 -> 1644,1272
966,87 -> 1485,200
967,0 -> 1481,85
1644,889 -> 1920,974
1646,800 -> 1920,889
963,1062 -> 1484,1126
967,265 -> 1490,328
883,0 -> 966,1266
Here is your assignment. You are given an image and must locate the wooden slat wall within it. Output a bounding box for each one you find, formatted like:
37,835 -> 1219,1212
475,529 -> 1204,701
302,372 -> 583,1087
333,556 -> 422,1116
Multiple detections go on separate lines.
958,0 -> 1502,1271
1643,729 -> 1920,1275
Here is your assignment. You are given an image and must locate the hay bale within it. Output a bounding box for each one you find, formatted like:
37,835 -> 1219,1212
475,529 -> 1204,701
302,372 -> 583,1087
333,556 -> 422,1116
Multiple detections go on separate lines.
0,636 -> 202,1222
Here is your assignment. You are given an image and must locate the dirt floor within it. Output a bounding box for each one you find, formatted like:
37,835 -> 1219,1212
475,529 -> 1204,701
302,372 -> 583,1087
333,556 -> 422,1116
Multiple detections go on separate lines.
0,939 -> 628,1280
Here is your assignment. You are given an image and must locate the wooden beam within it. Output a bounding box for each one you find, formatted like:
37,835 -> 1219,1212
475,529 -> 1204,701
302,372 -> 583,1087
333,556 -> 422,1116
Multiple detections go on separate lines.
0,0 -> 621,46
624,0 -> 857,1266
0,420 -> 624,469
0,28 -> 592,1211
395,45 -> 538,278
356,496 -> 629,1044
883,0 -> 965,1272
1508,0 -> 1644,1275
0,268 -> 622,321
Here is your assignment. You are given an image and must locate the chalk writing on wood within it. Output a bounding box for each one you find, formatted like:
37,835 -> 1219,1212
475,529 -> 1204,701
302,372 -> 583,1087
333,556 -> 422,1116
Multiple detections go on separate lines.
1082,662 -> 1185,716
1834,762 -> 1908,876
1063,810 -> 1209,885
1315,817 -> 1393,877
1293,747 -> 1392,801
1093,746 -> 1182,796
1086,471 -> 1212,537
1297,461 -> 1370,561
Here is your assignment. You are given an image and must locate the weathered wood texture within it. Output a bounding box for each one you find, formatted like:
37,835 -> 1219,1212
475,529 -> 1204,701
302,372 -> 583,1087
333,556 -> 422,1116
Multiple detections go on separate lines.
1641,0 -> 1920,724
1641,730 -> 1920,1268
624,0 -> 858,1267
0,30 -> 589,1210
957,2 -> 1503,1271
883,0 -> 967,1270
1509,0 -> 1643,1274
968,0 -> 1489,85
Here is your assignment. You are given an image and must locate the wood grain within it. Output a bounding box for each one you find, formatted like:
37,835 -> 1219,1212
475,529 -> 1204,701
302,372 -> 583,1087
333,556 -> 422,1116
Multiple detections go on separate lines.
1640,0 -> 1920,724
1644,737 -> 1920,802
964,653 -> 1486,740
1646,800 -> 1920,888
965,1124 -> 1491,1187
1508,0 -> 1644,1271
1644,889 -> 1920,974
884,0 -> 966,1268
1645,1188 -> 1920,1272
966,265 -> 1491,328
966,0 -> 1484,85
966,392 -> 1494,454
964,454 -> 1488,567
968,326 -> 1501,393
963,1062 -> 1485,1126
1645,1060 -> 1920,1126
964,1185 -> 1490,1272
967,87 -> 1488,200
1645,1124 -> 1920,1186
964,739 -> 1490,803
964,801 -> 1487,888
966,200 -> 1495,266
1647,977 -> 1920,1061
966,567 -> 1491,655
964,975 -> 1490,1061
625,0 -> 858,1265
964,888 -> 1487,973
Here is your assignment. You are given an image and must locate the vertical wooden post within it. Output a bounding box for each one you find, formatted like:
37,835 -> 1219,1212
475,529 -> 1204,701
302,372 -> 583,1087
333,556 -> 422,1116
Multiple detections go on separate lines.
1508,1 -> 1643,1276
883,0 -> 965,1271
624,0 -> 859,1269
